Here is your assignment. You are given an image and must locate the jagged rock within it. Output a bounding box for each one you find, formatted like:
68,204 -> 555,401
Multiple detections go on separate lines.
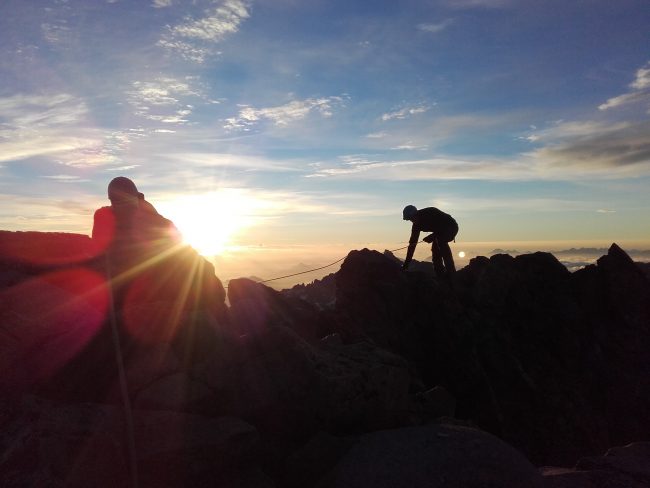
334,249 -> 499,441
283,273 -> 337,310
572,244 -> 650,450
417,386 -> 456,418
196,323 -> 420,439
320,332 -> 343,346
542,442 -> 650,488
576,442 -> 650,482
228,278 -> 326,342
318,423 -> 543,488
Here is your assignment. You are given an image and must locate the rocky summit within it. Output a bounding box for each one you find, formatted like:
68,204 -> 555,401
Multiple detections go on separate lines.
1,231 -> 649,487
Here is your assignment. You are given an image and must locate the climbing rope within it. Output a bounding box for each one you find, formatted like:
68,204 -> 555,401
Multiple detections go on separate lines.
230,241 -> 422,287
105,256 -> 140,488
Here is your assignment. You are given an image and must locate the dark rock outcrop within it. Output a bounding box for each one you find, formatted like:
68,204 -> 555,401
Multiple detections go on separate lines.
2,231 -> 650,486
312,245 -> 650,466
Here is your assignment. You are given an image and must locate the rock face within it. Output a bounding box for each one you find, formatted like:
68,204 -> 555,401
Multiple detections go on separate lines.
322,245 -> 650,466
1,231 -> 650,487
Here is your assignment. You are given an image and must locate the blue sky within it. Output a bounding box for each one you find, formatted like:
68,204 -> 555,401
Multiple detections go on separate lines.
1,0 -> 649,273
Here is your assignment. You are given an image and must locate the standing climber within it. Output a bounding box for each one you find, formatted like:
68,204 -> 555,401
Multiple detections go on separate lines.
401,205 -> 459,282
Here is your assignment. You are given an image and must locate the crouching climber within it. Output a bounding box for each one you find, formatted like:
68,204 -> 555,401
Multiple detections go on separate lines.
401,205 -> 459,284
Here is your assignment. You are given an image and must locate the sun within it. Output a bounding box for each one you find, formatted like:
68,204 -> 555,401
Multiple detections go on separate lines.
156,190 -> 261,256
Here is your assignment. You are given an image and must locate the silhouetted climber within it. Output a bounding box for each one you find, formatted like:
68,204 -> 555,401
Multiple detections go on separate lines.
92,176 -> 179,265
91,176 -> 226,326
402,205 -> 459,283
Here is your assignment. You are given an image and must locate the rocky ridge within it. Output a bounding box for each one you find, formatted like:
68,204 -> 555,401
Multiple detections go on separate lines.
1,230 -> 649,487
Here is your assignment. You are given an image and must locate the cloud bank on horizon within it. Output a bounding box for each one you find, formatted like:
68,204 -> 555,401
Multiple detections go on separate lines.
0,0 -> 649,249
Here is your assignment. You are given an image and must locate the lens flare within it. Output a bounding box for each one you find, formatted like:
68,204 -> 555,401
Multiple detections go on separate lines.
0,268 -> 108,389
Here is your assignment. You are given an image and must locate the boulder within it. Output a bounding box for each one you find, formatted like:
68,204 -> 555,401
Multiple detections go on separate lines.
197,323 -> 420,438
319,423 -> 543,488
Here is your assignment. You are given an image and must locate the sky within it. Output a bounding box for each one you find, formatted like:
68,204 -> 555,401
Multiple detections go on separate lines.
1,0 -> 649,283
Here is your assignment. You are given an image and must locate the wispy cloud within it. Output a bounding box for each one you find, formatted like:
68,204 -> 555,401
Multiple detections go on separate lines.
40,174 -> 90,183
158,0 -> 251,62
390,143 -> 429,151
417,19 -> 454,34
151,151 -> 303,174
0,94 -> 87,128
306,155 -> 530,180
130,78 -> 200,105
381,105 -> 431,121
41,20 -> 72,45
440,195 -> 610,214
0,94 -> 103,164
105,165 -> 140,172
0,93 -> 154,168
224,96 -> 348,130
362,112 -> 522,153
127,76 -> 208,124
630,62 -> 650,90
152,0 -> 173,7
599,61 -> 650,113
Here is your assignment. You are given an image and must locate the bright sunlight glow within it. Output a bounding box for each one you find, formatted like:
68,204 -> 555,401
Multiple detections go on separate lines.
157,189 -> 265,256
458,251 -> 466,258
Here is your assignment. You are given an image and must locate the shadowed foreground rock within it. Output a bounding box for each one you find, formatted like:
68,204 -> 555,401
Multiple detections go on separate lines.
0,397 -> 263,488
1,231 -> 649,486
319,424 -> 543,488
